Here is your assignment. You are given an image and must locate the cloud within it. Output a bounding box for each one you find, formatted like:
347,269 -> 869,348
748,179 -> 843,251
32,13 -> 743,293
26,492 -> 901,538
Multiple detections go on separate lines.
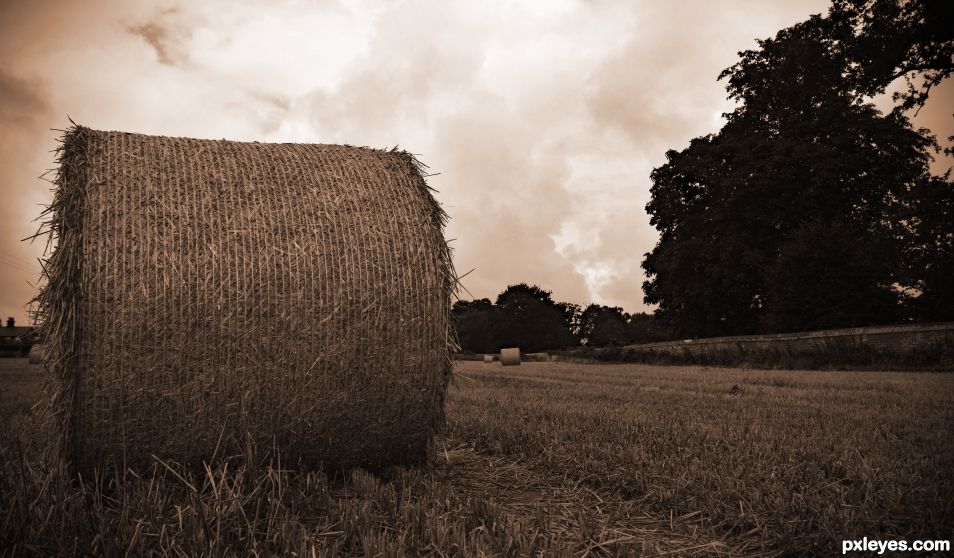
280,4 -> 592,305
9,0 -> 941,327
0,69 -> 49,124
127,7 -> 192,67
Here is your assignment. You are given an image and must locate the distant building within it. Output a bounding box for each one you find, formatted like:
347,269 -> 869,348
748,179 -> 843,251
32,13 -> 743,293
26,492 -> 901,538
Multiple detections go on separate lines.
1,317 -> 39,357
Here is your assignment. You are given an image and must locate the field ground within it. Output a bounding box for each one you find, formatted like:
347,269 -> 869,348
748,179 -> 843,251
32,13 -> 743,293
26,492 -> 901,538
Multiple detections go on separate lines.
1,358 -> 952,556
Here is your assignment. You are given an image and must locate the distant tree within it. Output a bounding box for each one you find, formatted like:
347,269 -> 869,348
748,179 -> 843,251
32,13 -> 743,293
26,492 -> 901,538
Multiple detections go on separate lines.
579,305 -> 630,347
625,312 -> 673,344
556,301 -> 583,342
495,284 -> 578,352
643,13 -> 942,337
453,290 -> 673,350
451,299 -> 500,354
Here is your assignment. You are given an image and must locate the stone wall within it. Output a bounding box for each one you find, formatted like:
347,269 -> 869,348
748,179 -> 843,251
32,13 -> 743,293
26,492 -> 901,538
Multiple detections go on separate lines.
617,322 -> 954,360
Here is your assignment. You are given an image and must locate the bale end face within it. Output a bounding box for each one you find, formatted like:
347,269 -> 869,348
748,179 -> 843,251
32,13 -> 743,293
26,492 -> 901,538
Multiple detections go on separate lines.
500,348 -> 521,366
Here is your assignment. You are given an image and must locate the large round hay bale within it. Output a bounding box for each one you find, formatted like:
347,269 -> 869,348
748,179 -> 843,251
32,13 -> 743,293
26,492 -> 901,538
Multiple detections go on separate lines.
28,344 -> 44,365
500,347 -> 521,366
36,125 -> 455,474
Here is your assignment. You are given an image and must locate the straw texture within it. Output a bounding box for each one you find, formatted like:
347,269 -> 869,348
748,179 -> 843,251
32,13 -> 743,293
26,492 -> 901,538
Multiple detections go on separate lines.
500,348 -> 521,366
35,125 -> 455,474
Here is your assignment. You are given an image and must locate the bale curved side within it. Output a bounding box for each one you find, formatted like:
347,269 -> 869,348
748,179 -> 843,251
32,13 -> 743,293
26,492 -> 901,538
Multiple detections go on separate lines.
35,126 -> 455,473
500,348 -> 521,366
28,344 -> 44,365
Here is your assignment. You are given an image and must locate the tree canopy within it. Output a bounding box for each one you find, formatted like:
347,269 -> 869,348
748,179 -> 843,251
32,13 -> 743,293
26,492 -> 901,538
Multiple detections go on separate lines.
451,287 -> 672,353
643,4 -> 951,337
451,298 -> 500,354
579,304 -> 630,347
494,284 -> 579,352
828,0 -> 953,111
452,284 -> 580,353
578,305 -> 671,347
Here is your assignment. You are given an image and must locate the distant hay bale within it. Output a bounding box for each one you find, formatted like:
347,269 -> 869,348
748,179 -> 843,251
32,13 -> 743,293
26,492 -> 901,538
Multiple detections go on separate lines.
36,125 -> 455,474
525,352 -> 549,362
28,344 -> 44,365
500,348 -> 521,366
483,354 -> 494,363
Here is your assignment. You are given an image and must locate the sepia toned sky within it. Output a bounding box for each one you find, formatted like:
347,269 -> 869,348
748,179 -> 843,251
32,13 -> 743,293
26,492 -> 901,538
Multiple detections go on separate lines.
1,0 -> 951,325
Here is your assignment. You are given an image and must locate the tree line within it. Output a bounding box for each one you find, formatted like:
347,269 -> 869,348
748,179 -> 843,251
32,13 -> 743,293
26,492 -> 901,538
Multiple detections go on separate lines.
453,284 -> 671,354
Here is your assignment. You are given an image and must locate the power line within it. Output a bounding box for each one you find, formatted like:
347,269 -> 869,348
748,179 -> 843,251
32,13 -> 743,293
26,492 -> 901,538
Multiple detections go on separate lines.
0,252 -> 39,269
0,251 -> 41,275
0,248 -> 41,266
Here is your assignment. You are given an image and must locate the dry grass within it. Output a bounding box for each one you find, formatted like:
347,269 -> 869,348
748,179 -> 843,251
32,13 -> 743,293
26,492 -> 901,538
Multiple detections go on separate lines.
2,359 -> 952,556
33,125 -> 455,474
449,362 -> 954,555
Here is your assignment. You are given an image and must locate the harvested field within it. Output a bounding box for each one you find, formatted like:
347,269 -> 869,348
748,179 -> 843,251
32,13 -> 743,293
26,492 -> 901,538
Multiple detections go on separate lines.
1,359 -> 952,556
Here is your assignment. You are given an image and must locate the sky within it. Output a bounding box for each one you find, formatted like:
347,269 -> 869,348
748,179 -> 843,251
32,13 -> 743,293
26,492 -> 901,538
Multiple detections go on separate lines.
1,0 -> 951,326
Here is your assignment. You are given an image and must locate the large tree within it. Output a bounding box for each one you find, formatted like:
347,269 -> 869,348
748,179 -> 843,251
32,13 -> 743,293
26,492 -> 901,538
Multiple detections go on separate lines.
828,0 -> 953,111
900,176 -> 954,322
761,220 -> 902,332
643,11 -> 947,337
